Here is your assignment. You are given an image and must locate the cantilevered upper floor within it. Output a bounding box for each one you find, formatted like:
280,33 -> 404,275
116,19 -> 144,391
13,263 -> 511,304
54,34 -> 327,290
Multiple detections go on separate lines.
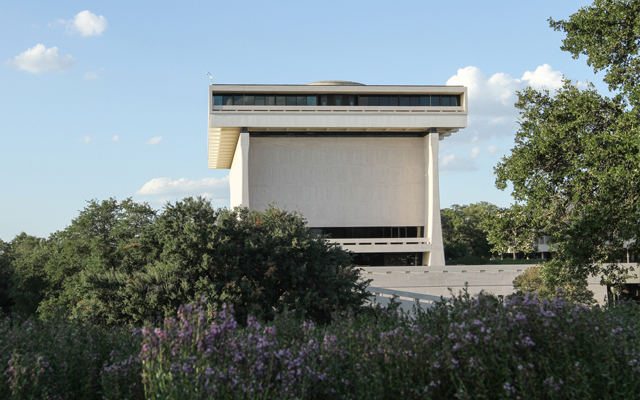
208,81 -> 468,169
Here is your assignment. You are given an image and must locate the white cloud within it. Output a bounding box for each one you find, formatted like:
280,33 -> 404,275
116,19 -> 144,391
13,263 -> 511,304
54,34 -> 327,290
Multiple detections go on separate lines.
487,145 -> 499,155
4,44 -> 74,74
136,176 -> 230,196
111,135 -> 120,141
147,136 -> 162,145
519,64 -> 564,90
444,64 -> 573,148
83,71 -> 99,80
470,146 -> 480,158
439,153 -> 478,174
69,11 -> 108,36
79,135 -> 92,142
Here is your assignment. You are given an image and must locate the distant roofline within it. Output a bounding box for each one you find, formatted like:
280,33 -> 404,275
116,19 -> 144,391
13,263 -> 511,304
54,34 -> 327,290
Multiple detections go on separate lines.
209,83 -> 465,87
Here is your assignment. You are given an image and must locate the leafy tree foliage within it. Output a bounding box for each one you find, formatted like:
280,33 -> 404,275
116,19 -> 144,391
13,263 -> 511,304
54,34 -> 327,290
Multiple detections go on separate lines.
22,197 -> 371,325
512,265 -> 595,305
7,233 -> 51,316
482,205 -> 537,260
0,240 -> 14,314
37,198 -> 157,319
494,1 -> 640,288
550,0 -> 640,105
441,202 -> 498,264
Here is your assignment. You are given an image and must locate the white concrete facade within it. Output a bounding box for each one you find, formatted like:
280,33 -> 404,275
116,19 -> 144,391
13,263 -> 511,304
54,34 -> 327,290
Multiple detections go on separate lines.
208,82 -> 467,266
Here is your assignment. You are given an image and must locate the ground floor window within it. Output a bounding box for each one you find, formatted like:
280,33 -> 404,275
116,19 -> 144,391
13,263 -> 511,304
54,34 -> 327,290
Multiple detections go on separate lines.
353,252 -> 422,267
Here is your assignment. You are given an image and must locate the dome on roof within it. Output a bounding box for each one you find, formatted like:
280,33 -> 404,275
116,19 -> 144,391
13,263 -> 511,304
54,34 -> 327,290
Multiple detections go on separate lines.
307,80 -> 365,86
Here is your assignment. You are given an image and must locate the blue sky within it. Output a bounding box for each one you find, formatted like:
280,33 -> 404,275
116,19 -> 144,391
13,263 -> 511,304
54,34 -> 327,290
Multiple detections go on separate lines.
0,0 -> 605,241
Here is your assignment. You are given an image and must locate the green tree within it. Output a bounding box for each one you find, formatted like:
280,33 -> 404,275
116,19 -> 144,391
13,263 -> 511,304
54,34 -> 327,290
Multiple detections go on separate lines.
549,0 -> 640,105
82,198 -> 370,325
8,233 -> 51,316
0,239 -> 14,314
494,1 -> 640,288
37,198 -> 157,319
441,202 -> 498,264
482,205 -> 537,260
79,196 -> 221,324
512,265 -> 595,305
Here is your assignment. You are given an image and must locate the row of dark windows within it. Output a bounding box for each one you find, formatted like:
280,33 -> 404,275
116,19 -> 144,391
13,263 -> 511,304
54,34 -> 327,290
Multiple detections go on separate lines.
250,132 -> 427,138
212,94 -> 460,107
310,226 -> 421,239
353,252 -> 423,267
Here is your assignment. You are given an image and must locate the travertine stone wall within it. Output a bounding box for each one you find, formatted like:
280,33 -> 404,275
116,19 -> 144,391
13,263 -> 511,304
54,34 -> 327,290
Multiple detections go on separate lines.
248,137 -> 425,227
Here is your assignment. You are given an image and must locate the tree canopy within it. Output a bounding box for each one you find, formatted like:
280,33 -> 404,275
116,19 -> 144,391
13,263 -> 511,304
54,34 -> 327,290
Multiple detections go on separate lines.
3,197 -> 370,325
494,0 -> 640,288
441,202 -> 498,264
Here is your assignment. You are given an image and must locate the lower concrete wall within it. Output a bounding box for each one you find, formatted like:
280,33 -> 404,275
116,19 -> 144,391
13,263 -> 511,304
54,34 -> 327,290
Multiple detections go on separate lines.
361,264 -> 616,305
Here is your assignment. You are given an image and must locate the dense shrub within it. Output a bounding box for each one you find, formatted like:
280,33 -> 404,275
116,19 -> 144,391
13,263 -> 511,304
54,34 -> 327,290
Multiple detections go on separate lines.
1,197 -> 370,326
81,200 -> 370,325
2,292 -> 640,399
138,293 -> 640,399
513,265 -> 595,305
0,311 -> 141,400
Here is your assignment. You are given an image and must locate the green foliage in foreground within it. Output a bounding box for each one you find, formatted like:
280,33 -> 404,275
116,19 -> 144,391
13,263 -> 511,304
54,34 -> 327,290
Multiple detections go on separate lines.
2,292 -> 640,399
1,197 -> 370,325
513,265 -> 595,305
0,312 -> 141,400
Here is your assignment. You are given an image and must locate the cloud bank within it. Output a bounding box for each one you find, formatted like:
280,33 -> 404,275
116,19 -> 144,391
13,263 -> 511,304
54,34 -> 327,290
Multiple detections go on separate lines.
446,64 -> 565,141
439,64 -> 572,173
4,44 -> 74,73
136,176 -> 230,196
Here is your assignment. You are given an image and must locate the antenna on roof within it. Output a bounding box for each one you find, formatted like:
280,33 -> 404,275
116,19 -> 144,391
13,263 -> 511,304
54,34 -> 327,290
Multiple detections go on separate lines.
206,71 -> 212,85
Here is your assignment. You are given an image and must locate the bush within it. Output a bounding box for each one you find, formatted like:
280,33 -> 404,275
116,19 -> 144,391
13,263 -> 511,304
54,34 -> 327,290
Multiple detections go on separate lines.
512,265 -> 595,305
3,292 -> 640,399
81,199 -> 371,325
0,311 -> 141,400
138,293 -> 640,399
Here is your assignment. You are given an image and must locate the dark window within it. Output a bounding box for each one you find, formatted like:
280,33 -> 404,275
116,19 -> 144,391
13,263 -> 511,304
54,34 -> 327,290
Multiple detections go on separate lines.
353,252 -> 423,266
311,226 -> 421,239
211,93 -> 460,107
347,95 -> 356,106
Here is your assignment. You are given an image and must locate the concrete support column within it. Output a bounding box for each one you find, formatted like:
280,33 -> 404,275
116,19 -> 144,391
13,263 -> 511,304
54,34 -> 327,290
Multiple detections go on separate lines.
229,128 -> 250,208
424,128 -> 445,266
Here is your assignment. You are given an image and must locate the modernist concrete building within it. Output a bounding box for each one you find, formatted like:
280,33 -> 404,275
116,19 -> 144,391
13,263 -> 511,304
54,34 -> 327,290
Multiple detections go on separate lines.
207,81 -> 467,267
